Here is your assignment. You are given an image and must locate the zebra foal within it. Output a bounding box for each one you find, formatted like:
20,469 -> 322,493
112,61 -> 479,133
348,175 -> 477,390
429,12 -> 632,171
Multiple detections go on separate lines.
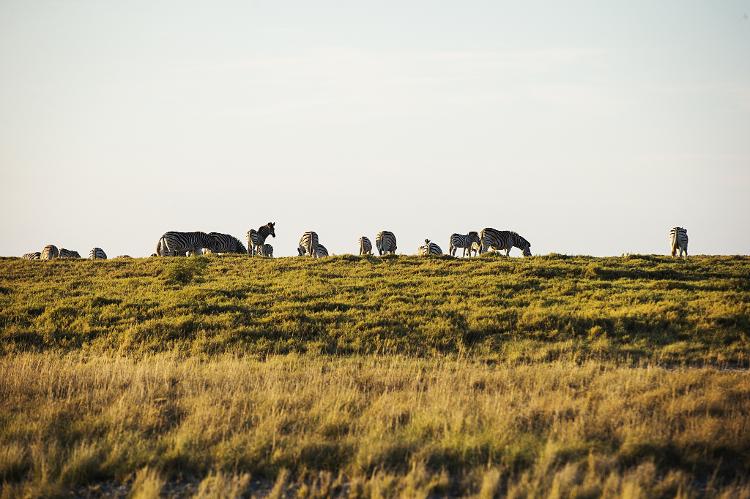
376,231 -> 397,255
670,227 -> 688,257
449,232 -> 480,257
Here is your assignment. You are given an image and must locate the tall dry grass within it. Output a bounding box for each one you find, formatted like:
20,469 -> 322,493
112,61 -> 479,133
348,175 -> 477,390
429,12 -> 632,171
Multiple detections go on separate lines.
1,353 -> 748,497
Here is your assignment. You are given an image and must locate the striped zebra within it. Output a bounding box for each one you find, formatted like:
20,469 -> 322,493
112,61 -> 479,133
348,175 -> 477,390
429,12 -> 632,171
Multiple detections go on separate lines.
156,231 -> 213,256
449,232 -> 481,257
208,232 -> 247,254
670,227 -> 688,257
58,248 -> 81,259
315,244 -> 329,257
298,231 -> 320,257
359,236 -> 373,256
479,228 -> 532,257
22,252 -> 40,260
247,222 -> 276,256
376,231 -> 397,255
89,248 -> 107,260
41,245 -> 59,260
260,244 -> 273,257
418,239 -> 442,256
469,241 -> 481,257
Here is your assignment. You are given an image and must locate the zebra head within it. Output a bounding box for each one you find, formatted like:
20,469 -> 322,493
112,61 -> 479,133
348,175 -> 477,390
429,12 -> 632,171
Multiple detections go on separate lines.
267,222 -> 276,238
519,238 -> 532,257
297,245 -> 305,256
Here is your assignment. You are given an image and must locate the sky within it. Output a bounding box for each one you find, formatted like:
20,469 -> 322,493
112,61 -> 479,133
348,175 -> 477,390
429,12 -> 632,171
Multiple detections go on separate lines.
1,1 -> 749,257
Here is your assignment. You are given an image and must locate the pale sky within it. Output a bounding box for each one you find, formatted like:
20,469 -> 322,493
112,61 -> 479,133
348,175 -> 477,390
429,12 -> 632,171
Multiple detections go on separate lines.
1,1 -> 749,257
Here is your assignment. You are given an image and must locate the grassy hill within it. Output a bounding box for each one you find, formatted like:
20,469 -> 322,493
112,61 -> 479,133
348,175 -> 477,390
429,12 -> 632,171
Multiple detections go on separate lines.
1,254 -> 748,364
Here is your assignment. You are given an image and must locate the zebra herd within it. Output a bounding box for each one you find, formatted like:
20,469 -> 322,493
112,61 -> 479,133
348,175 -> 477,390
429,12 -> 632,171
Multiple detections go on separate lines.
20,226 -> 691,260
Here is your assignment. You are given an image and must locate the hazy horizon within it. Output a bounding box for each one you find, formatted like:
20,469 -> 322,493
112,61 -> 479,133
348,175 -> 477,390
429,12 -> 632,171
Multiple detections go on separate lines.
1,1 -> 749,257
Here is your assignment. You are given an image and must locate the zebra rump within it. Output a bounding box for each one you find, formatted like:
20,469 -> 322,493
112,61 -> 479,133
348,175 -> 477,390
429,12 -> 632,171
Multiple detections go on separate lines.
247,222 -> 276,256
59,248 -> 81,259
298,231 -> 320,257
41,245 -> 59,260
479,228 -> 531,257
376,231 -> 397,255
22,252 -> 41,260
157,231 -> 213,256
449,232 -> 480,257
359,236 -> 373,256
89,248 -> 107,259
418,239 -> 442,256
208,232 -> 247,254
260,244 -> 273,257
670,227 -> 688,257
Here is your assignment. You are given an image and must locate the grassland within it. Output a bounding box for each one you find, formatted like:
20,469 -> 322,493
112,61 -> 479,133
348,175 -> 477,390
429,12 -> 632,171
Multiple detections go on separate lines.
1,254 -> 749,497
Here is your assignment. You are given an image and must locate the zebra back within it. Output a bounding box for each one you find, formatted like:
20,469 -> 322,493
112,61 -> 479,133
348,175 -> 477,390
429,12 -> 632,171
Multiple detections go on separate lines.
315,244 -> 329,257
261,243 -> 273,257
419,239 -> 442,256
58,248 -> 81,259
158,231 -> 212,256
359,236 -> 372,255
298,231 -> 319,257
208,232 -> 247,254
22,252 -> 41,260
449,232 -> 480,257
376,231 -> 397,255
670,227 -> 688,256
89,248 -> 107,260
41,245 -> 59,260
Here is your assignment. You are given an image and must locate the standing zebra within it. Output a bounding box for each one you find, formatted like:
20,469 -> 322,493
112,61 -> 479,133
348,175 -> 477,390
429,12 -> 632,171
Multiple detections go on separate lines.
359,236 -> 373,256
479,228 -> 532,256
298,231 -> 320,257
247,222 -> 276,256
89,248 -> 107,260
41,245 -> 59,260
208,232 -> 247,254
156,231 -> 213,256
418,239 -> 443,256
449,232 -> 481,257
376,231 -> 397,255
22,252 -> 40,260
261,243 -> 273,257
670,227 -> 688,257
58,248 -> 81,259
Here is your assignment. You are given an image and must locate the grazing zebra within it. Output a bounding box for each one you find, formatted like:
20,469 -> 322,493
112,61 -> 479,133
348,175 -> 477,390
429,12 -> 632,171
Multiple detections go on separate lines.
418,239 -> 442,256
359,236 -> 373,256
315,244 -> 329,257
376,231 -> 397,255
89,248 -> 107,260
449,232 -> 481,257
260,243 -> 273,257
247,222 -> 276,256
479,228 -> 532,257
156,231 -> 213,256
298,231 -> 320,257
22,252 -> 40,260
58,248 -> 81,259
41,245 -> 59,260
670,227 -> 688,257
208,232 -> 247,254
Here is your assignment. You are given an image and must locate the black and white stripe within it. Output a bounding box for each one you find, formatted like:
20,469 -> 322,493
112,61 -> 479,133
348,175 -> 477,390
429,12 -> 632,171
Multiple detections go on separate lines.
156,231 -> 213,256
208,232 -> 247,254
359,236 -> 373,256
22,252 -> 40,260
376,231 -> 397,255
247,222 -> 276,256
41,245 -> 59,260
89,247 -> 107,260
449,232 -> 481,257
670,227 -> 688,257
315,244 -> 329,257
260,243 -> 273,257
58,248 -> 81,259
418,239 -> 442,256
479,228 -> 532,257
298,231 -> 320,257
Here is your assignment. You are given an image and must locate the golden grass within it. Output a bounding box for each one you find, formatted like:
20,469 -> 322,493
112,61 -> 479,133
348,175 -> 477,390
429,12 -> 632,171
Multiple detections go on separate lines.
1,353 -> 748,497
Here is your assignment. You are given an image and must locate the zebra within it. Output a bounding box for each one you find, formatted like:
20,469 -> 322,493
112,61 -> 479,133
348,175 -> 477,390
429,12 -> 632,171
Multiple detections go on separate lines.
376,231 -> 397,255
315,244 -> 329,257
208,232 -> 247,254
479,228 -> 532,257
418,239 -> 442,256
58,248 -> 81,259
41,245 -> 59,260
670,227 -> 688,257
298,231 -> 320,257
247,222 -> 276,256
260,243 -> 273,257
156,231 -> 213,256
448,232 -> 481,257
89,248 -> 107,259
469,241 -> 481,257
22,252 -> 40,260
359,236 -> 373,256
